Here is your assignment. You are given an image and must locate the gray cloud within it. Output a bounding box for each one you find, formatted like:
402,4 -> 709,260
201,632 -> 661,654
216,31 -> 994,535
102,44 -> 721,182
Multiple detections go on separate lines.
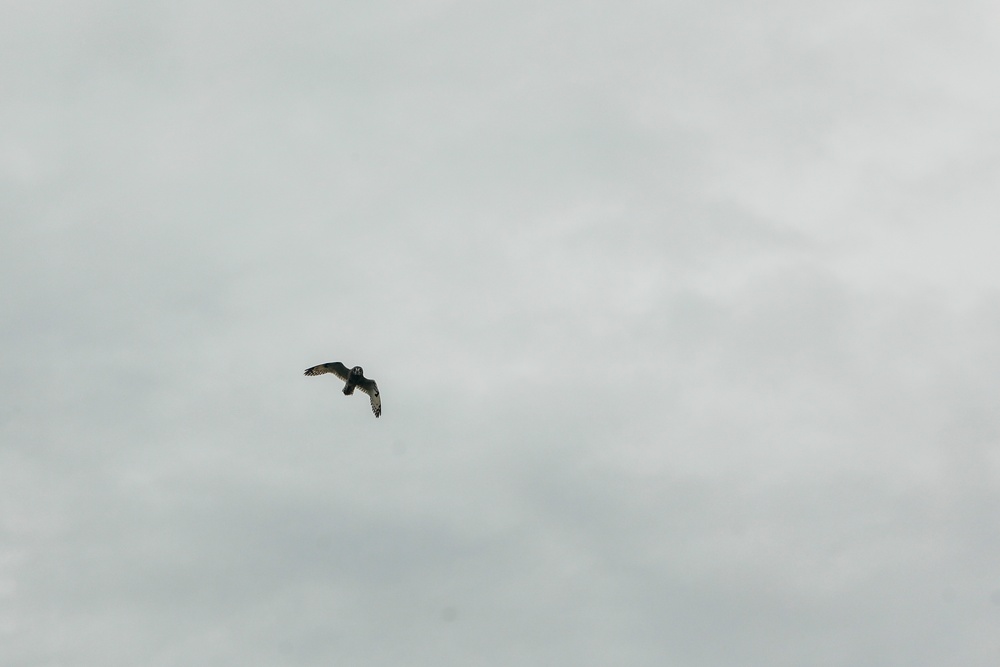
3,1 -> 1000,665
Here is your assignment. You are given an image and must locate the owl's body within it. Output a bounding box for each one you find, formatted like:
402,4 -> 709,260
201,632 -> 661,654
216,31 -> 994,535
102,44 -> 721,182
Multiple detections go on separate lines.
305,361 -> 381,417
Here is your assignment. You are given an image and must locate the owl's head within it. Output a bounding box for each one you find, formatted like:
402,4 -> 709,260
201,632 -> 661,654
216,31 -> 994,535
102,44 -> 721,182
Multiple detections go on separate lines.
351,366 -> 364,375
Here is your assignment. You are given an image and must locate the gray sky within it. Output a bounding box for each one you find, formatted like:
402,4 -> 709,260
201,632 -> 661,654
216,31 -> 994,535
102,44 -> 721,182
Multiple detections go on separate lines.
4,1 -> 1000,665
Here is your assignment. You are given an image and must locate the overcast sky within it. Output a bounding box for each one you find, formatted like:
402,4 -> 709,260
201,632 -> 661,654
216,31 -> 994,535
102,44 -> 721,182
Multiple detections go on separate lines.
4,1 -> 1000,665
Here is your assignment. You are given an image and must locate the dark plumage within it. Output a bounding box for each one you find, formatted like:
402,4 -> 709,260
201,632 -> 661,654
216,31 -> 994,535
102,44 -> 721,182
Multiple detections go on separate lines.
304,362 -> 381,417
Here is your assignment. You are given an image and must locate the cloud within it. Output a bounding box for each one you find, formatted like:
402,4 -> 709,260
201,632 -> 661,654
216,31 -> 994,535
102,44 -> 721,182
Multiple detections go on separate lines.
3,1 -> 1000,665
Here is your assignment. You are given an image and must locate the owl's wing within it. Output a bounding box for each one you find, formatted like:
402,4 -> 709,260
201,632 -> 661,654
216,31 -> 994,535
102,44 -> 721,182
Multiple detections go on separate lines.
304,361 -> 351,381
357,378 -> 381,418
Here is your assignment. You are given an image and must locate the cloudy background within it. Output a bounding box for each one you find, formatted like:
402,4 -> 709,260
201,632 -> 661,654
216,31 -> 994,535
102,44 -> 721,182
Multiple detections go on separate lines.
4,1 -> 1000,664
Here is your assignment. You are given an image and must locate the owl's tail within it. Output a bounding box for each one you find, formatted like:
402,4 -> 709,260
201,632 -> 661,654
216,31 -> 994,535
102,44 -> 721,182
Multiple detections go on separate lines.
343,385 -> 355,395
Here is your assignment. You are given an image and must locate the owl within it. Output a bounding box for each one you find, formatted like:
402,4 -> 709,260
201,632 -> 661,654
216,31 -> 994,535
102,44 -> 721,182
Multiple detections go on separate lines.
304,362 -> 381,417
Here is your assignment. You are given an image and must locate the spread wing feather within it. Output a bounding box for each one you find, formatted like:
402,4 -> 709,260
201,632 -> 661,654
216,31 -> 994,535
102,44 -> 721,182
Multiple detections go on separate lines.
304,362 -> 351,381
356,378 -> 382,418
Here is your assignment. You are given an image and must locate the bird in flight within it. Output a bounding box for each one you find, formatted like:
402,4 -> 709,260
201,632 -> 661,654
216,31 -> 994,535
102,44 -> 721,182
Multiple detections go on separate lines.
304,361 -> 381,418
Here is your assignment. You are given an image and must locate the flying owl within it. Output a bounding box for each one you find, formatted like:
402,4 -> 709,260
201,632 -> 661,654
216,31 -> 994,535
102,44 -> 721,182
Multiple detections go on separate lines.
304,361 -> 381,418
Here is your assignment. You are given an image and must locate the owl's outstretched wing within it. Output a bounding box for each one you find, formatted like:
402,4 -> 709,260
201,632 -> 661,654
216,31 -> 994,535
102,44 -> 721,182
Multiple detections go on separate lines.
356,378 -> 381,418
304,362 -> 351,381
